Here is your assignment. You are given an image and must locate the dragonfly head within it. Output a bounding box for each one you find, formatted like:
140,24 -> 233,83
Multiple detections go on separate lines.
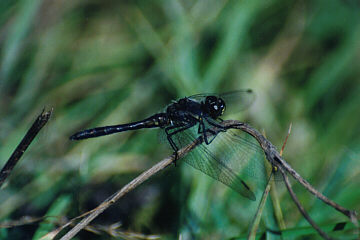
203,96 -> 226,119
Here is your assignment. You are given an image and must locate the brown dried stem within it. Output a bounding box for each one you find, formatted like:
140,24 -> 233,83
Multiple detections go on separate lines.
0,108 -> 52,187
279,167 -> 333,240
224,120 -> 356,220
55,136 -> 202,240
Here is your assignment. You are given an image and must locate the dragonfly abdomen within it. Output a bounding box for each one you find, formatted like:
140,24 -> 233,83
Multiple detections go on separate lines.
69,113 -> 169,140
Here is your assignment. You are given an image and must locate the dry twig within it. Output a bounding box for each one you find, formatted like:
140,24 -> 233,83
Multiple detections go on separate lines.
0,108 -> 52,187
279,167 -> 333,240
225,120 -> 357,239
53,136 -> 203,240
225,120 -> 356,220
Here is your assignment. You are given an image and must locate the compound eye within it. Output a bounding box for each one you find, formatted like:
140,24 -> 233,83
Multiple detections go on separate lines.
218,98 -> 226,115
205,96 -> 224,118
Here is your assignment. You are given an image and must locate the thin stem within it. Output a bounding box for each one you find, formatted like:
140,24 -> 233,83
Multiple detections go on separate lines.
248,172 -> 273,240
0,108 -> 52,187
57,136 -> 203,240
223,120 -> 357,220
279,167 -> 333,240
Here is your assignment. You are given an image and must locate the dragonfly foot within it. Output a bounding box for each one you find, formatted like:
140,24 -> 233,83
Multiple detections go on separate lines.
172,151 -> 179,167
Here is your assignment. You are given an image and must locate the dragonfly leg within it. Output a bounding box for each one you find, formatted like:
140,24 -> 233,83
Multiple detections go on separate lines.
199,120 -> 209,144
197,117 -> 207,136
205,118 -> 227,132
197,118 -> 221,145
165,123 -> 195,166
165,125 -> 180,155
206,129 -> 218,144
203,128 -> 218,144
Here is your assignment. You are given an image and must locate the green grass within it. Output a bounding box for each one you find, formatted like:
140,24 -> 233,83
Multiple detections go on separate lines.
0,1 -> 359,239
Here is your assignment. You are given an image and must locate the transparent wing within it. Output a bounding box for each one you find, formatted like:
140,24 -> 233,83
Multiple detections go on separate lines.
188,89 -> 255,114
216,129 -> 282,182
171,124 -> 267,201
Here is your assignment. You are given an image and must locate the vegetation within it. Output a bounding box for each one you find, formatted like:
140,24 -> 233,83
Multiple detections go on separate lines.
0,0 -> 359,239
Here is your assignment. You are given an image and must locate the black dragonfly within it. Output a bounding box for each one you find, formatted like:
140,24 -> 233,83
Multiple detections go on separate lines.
70,90 -> 266,200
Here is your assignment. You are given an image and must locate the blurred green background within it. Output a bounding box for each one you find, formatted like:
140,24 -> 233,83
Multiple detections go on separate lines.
0,0 -> 359,239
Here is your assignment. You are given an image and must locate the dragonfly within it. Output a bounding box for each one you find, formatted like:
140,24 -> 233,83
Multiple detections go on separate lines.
70,90 -> 267,201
